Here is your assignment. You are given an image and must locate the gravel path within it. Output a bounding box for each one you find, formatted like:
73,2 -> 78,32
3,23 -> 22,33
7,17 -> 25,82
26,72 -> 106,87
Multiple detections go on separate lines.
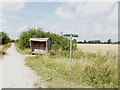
1,44 -> 45,88
0,60 -> 2,89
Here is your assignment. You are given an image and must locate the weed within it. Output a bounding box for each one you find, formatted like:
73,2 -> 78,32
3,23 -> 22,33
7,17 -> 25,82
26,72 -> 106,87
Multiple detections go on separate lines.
25,51 -> 118,88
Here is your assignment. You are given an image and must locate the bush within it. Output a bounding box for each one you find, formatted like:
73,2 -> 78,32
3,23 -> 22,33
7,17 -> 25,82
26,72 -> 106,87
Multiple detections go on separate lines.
17,28 -> 77,51
0,32 -> 11,44
10,39 -> 15,43
0,43 -> 11,57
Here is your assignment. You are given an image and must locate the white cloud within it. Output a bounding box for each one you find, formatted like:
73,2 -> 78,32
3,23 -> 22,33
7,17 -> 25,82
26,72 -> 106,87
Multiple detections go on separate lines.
67,0 -> 118,2
1,0 -> 27,2
2,0 -> 117,2
2,26 -> 8,29
2,2 -> 25,12
50,24 -> 59,30
76,2 -> 114,16
0,3 -> 2,11
93,22 -> 101,28
48,24 -> 62,34
0,18 -> 7,24
55,7 -> 75,19
92,22 -> 117,36
2,25 -> 28,39
107,4 -> 118,22
105,25 -> 118,35
0,28 -> 2,32
77,22 -> 118,41
17,25 -> 28,33
86,0 -> 118,2
4,14 -> 23,21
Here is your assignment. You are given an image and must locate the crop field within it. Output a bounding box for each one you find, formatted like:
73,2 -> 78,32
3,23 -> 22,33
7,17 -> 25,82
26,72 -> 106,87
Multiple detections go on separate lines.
77,44 -> 118,55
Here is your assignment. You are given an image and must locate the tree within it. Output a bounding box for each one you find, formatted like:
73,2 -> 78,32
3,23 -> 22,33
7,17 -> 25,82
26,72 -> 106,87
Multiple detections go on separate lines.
17,28 -> 77,51
84,40 -> 87,43
10,39 -> 15,43
107,39 -> 111,44
73,39 -> 77,42
88,41 -> 93,43
0,32 -> 11,44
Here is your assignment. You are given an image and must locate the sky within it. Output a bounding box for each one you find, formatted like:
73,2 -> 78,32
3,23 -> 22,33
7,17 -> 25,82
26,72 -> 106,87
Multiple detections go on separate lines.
0,0 -> 119,42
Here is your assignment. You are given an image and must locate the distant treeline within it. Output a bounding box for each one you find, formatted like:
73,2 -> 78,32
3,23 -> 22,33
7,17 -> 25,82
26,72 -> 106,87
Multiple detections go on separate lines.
77,39 -> 120,44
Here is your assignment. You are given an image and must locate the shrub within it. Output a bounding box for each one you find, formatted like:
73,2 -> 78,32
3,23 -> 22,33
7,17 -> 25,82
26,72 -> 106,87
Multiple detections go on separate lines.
0,32 -> 11,44
17,28 -> 77,51
10,39 -> 15,43
0,43 -> 11,57
25,52 -> 118,88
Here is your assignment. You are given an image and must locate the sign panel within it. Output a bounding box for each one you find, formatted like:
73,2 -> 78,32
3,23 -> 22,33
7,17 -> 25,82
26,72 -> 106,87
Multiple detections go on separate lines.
64,34 -> 78,37
72,34 -> 78,37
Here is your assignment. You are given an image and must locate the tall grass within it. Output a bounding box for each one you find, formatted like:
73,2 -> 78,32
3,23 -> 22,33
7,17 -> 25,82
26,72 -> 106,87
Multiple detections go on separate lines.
25,50 -> 118,88
0,43 -> 11,58
15,43 -> 31,55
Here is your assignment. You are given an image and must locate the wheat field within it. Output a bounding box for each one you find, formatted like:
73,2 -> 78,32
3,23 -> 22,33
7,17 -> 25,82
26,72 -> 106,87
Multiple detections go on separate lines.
77,44 -> 118,55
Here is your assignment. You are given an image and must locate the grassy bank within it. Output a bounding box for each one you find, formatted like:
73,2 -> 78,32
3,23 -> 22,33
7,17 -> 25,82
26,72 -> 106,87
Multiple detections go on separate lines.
15,43 -> 31,55
25,50 -> 118,88
0,43 -> 11,58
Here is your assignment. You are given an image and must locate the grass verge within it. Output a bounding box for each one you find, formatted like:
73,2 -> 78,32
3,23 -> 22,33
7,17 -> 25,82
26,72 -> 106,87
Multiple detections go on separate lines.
15,43 -> 31,55
25,50 -> 118,88
0,43 -> 11,59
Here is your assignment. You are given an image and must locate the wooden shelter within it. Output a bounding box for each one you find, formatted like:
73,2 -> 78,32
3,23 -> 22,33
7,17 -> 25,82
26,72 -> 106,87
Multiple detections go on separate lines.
30,38 -> 52,54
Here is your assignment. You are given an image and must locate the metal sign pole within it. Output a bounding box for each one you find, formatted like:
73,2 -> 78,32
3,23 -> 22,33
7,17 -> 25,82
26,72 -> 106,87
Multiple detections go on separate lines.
63,33 -> 78,68
70,34 -> 72,68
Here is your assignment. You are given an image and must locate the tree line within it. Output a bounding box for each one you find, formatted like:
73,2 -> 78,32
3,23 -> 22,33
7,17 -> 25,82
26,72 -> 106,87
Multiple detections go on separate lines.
0,30 -> 118,47
77,39 -> 113,44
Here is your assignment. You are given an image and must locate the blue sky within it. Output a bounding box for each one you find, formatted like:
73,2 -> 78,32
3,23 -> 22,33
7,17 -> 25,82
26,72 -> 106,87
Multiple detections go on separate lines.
1,0 -> 118,42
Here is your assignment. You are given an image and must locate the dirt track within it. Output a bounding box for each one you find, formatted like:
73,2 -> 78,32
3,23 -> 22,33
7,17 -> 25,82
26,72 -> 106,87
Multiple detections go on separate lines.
0,44 -> 45,88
